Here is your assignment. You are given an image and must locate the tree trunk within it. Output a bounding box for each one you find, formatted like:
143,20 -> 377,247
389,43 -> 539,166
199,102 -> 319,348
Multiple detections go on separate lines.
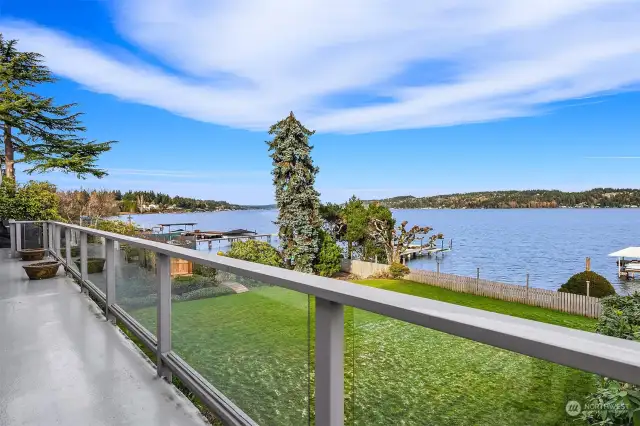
347,241 -> 352,259
3,124 -> 15,181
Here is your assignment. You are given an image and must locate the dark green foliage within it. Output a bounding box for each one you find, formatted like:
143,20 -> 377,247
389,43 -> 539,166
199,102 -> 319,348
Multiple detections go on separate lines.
314,231 -> 342,277
226,240 -> 283,267
319,196 -> 394,263
120,189 -> 243,212
0,180 -> 59,220
0,35 -> 113,180
388,262 -> 410,279
581,293 -> 640,424
267,112 -> 322,273
172,275 -> 218,296
193,263 -> 218,278
558,270 -> 615,298
371,188 -> 640,209
597,293 -> 640,340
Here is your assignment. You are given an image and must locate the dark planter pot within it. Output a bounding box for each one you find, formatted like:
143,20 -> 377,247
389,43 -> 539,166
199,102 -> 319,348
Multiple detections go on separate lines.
60,246 -> 80,258
23,261 -> 61,280
19,248 -> 46,261
74,258 -> 105,274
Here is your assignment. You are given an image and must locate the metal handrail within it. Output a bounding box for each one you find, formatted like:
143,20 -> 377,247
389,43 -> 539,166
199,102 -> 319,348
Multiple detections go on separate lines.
9,220 -> 640,426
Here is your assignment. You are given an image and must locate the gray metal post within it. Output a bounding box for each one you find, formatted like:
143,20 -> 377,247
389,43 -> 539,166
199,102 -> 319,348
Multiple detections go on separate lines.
156,253 -> 172,380
587,280 -> 590,298
315,297 -> 344,426
526,273 -> 530,302
42,222 -> 49,252
65,228 -> 72,268
9,222 -> 16,257
15,222 -> 22,254
54,225 -> 61,256
476,267 -> 480,293
105,239 -> 116,322
80,232 -> 88,287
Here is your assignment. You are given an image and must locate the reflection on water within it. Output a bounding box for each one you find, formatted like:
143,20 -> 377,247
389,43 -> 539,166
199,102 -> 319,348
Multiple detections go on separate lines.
125,209 -> 640,293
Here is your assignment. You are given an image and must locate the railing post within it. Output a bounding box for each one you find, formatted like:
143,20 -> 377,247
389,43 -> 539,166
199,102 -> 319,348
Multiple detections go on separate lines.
9,221 -> 16,257
157,253 -> 172,380
586,280 -> 590,298
105,238 -> 116,322
315,297 -> 344,426
80,232 -> 88,290
526,273 -> 530,303
15,222 -> 22,254
53,225 -> 61,257
42,222 -> 49,252
64,228 -> 72,268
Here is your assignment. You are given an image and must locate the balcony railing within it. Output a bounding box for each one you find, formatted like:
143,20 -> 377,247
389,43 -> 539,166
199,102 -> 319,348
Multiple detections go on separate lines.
7,220 -> 640,425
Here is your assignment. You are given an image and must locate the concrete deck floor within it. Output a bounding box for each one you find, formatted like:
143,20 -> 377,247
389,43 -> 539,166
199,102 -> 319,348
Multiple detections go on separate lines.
0,249 -> 209,426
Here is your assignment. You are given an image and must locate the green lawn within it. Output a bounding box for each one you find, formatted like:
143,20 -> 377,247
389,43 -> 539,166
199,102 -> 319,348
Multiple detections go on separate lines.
356,279 -> 597,331
133,279 -> 598,426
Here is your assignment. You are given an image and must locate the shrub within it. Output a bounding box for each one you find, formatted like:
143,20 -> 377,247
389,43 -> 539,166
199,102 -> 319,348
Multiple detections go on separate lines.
580,293 -> 640,424
93,219 -> 138,236
558,270 -> 615,298
172,275 -> 217,296
0,180 -> 60,221
193,264 -> 218,278
388,262 -> 410,279
597,293 -> 640,341
226,240 -> 283,267
314,231 -> 342,277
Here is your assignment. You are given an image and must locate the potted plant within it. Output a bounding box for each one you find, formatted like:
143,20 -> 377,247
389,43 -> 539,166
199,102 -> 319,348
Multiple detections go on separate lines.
74,257 -> 106,274
23,261 -> 61,279
18,248 -> 46,261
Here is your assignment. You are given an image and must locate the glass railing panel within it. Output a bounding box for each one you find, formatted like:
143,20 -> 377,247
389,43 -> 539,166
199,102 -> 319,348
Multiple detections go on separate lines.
350,308 -> 597,425
113,246 -> 157,334
160,262 -> 311,425
83,236 -> 106,293
21,222 -> 43,250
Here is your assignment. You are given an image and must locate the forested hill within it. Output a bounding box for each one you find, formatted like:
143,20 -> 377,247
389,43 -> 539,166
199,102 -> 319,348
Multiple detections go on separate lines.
370,189 -> 640,209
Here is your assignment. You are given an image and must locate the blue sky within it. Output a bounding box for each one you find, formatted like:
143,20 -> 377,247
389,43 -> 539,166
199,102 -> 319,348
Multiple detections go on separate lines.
1,0 -> 639,204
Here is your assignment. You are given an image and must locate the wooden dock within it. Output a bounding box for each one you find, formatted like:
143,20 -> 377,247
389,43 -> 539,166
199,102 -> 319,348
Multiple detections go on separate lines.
400,239 -> 453,262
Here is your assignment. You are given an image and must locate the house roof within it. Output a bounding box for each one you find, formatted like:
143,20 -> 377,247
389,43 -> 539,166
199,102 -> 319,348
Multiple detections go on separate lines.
608,247 -> 640,258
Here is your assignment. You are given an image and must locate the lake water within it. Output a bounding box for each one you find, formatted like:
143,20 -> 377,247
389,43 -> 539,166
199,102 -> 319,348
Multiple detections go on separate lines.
126,209 -> 640,293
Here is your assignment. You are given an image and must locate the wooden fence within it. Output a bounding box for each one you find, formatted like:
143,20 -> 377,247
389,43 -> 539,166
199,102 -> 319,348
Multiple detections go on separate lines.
341,259 -> 602,318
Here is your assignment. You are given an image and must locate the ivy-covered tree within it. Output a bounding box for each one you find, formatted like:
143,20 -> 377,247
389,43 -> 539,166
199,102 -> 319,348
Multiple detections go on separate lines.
267,112 -> 321,273
0,35 -> 113,182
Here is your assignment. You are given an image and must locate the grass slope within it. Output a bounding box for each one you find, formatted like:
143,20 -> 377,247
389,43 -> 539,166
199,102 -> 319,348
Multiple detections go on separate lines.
133,280 -> 597,425
356,279 -> 597,331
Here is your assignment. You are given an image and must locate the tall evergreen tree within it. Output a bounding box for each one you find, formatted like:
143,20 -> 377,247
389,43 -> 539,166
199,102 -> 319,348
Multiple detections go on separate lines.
267,112 -> 321,273
0,35 -> 113,182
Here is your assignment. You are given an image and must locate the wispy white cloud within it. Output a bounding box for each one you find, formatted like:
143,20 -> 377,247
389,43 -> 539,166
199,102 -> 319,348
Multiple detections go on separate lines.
106,168 -> 269,178
2,0 -> 640,133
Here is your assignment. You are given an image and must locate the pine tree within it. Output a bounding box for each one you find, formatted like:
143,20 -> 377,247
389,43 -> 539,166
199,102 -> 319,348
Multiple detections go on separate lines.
267,112 -> 321,273
0,35 -> 113,182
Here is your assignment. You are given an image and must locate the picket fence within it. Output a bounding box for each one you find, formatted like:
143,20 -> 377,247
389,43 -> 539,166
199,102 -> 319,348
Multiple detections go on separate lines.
341,259 -> 602,318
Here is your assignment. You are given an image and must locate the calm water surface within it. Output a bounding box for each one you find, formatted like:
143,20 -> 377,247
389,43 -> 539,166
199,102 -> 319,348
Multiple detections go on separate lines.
127,209 -> 640,293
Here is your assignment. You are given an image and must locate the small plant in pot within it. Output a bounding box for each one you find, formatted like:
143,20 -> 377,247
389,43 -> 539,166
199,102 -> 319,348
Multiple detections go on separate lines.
74,257 -> 106,274
18,248 -> 46,261
23,261 -> 61,280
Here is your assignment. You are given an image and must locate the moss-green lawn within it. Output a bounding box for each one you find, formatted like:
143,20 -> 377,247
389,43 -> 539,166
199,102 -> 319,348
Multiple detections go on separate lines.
133,279 -> 598,426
